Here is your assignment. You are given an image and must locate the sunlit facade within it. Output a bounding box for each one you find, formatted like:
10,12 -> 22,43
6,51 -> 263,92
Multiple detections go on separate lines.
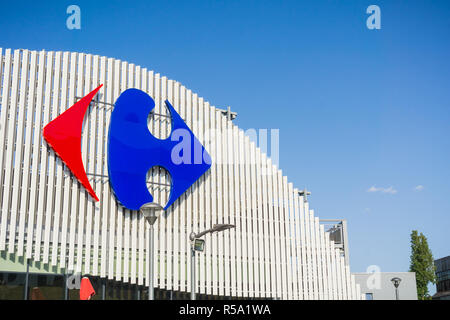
0,48 -> 362,300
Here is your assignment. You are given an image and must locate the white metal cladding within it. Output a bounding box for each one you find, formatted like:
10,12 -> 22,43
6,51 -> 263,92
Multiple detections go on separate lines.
0,48 -> 361,299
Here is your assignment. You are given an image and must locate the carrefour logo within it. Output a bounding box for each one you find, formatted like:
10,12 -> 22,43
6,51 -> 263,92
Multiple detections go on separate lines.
43,85 -> 211,211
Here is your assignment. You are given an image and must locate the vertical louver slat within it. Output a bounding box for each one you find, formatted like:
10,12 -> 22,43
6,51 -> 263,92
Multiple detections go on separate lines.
51,51 -> 68,266
146,70 -> 155,288
18,51 -> 37,258
228,122 -> 237,298
255,146 -> 265,297
319,224 -> 329,299
273,169 -> 281,299
108,58 -> 120,280
249,142 -> 259,297
130,65 -> 140,285
2,50 -> 21,253
335,248 -> 343,299
207,107 -> 216,296
35,51 -> 55,261
0,48 -> 11,251
197,97 -> 206,295
83,54 -> 96,275
154,74 -> 164,288
99,55 -> 109,279
314,217 -> 324,299
298,194 -> 309,299
265,158 -> 276,298
122,63 -> 134,283
165,78 -> 173,291
10,50 -> 30,256
238,130 -> 247,297
184,89 -> 193,293
75,53 -> 90,273
114,60 -> 127,281
287,183 -> 297,299
92,55 -> 102,276
172,80 -> 180,293
57,52 -> 71,266
330,239 -> 338,299
222,113 -> 231,298
190,92 -> 199,294
137,67 -> 147,286
232,126 -> 241,297
215,108 -> 223,297
73,53 -> 84,271
261,154 -> 272,298
303,196 -> 312,298
43,51 -> 61,264
66,52 -> 81,271
278,173 -> 289,299
243,137 -> 252,297
281,177 -> 292,299
86,54 -> 99,275
293,191 -> 304,299
341,257 -> 348,299
178,84 -> 186,293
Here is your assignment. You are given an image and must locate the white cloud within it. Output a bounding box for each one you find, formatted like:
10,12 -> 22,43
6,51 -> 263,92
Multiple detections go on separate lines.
414,185 -> 424,191
367,185 -> 397,194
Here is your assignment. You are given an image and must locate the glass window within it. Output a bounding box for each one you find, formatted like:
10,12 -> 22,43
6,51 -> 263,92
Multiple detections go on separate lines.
0,272 -> 26,300
27,274 -> 64,300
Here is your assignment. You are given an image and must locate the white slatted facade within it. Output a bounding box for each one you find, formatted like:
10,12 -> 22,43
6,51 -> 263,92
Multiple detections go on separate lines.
0,48 -> 361,300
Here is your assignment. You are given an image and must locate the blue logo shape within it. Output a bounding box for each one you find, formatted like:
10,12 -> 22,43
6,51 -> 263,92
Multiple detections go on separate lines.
107,88 -> 211,210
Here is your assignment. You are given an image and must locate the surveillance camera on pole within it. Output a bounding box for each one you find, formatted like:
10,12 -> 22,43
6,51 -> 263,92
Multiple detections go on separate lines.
298,188 -> 311,203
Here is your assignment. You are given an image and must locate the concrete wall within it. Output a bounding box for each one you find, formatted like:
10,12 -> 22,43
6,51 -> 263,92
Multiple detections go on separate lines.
353,272 -> 417,300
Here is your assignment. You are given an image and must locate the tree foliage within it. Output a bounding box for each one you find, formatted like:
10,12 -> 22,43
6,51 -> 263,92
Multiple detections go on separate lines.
409,230 -> 436,300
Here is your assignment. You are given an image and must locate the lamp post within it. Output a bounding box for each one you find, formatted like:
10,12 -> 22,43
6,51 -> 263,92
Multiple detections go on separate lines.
391,277 -> 402,300
140,202 -> 163,300
189,224 -> 235,300
24,258 -> 29,300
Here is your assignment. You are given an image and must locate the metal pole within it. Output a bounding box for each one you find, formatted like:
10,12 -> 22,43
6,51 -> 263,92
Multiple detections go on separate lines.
190,245 -> 196,300
64,252 -> 68,300
395,287 -> 399,300
102,279 -> 106,300
24,259 -> 29,300
64,272 -> 68,300
149,223 -> 154,300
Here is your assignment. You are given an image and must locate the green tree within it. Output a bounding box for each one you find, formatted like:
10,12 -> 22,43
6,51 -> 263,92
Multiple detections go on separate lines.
409,230 -> 436,300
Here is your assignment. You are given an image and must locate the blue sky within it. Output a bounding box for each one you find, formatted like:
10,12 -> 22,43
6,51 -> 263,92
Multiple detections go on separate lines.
1,0 -> 449,294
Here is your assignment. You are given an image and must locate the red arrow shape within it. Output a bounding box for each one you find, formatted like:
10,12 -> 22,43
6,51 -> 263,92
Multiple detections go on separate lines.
43,84 -> 103,201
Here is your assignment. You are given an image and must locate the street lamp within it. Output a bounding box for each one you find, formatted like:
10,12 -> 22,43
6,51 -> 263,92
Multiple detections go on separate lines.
189,224 -> 235,300
391,277 -> 402,300
140,202 -> 163,300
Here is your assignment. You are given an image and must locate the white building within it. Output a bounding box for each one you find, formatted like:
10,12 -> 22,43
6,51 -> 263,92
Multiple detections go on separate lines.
0,48 -> 362,300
